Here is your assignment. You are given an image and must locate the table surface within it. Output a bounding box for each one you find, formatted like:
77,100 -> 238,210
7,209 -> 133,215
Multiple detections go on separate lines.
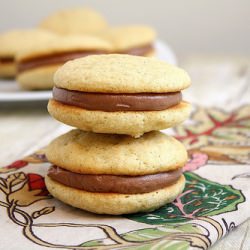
0,56 -> 249,250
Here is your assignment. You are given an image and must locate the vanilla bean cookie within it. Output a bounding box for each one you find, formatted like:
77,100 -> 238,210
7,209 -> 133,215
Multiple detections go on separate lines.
0,29 -> 56,78
16,35 -> 112,90
39,7 -> 108,35
48,54 -> 191,137
45,130 -> 187,214
96,25 -> 156,56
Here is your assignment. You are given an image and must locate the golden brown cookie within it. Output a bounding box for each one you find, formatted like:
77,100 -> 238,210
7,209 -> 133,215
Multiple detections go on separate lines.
17,65 -> 60,90
48,99 -> 191,138
48,54 -> 191,137
0,61 -> 15,78
45,174 -> 185,215
96,25 -> 156,56
16,35 -> 112,90
46,129 -> 188,175
39,7 -> 108,35
54,54 -> 190,93
0,29 -> 56,78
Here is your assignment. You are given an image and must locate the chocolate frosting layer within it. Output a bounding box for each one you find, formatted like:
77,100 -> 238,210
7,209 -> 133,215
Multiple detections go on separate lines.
48,166 -> 182,194
53,87 -> 182,111
17,44 -> 154,73
0,57 -> 14,63
17,50 -> 106,73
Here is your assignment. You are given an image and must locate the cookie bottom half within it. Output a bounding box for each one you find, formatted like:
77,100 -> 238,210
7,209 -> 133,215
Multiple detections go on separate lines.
45,174 -> 185,215
0,62 -> 16,78
48,99 -> 191,138
17,64 -> 60,90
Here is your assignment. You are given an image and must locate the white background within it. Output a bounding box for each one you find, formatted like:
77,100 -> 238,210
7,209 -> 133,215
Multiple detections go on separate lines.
1,0 -> 250,59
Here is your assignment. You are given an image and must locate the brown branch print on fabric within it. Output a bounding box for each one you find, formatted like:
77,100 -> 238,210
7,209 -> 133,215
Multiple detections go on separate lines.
0,172 -> 133,249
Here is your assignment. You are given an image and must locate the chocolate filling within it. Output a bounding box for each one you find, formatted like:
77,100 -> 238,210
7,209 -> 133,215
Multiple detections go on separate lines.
0,57 -> 14,63
53,87 -> 182,112
17,44 -> 153,73
122,44 -> 154,56
48,165 -> 182,194
17,50 -> 107,73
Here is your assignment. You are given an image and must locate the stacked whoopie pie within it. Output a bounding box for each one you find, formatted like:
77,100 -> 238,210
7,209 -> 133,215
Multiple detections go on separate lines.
45,54 -> 191,215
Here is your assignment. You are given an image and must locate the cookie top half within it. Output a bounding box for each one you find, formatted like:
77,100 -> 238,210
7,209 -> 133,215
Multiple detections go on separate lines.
39,7 -> 108,35
0,29 -> 57,58
16,35 -> 112,61
54,54 -> 191,93
46,129 -> 187,175
96,25 -> 156,51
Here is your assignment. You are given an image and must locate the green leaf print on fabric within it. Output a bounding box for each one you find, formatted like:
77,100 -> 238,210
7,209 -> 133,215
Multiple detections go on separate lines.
123,240 -> 190,250
126,172 -> 245,224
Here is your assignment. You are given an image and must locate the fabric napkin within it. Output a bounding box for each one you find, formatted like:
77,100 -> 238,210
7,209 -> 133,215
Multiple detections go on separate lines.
0,103 -> 249,249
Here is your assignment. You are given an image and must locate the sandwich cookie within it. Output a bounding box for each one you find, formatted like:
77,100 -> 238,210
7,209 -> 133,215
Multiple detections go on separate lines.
48,54 -> 191,137
39,7 -> 108,35
45,129 -> 187,214
97,25 -> 156,56
0,29 -> 56,78
16,35 -> 112,90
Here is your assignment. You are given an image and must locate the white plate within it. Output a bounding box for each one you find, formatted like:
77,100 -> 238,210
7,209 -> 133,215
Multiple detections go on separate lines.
155,40 -> 177,65
0,40 -> 177,102
0,82 -> 52,101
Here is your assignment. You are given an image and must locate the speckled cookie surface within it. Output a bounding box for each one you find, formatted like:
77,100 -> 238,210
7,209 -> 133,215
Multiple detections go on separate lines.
46,129 -> 187,175
96,25 -> 156,51
45,175 -> 185,215
39,7 -> 108,35
16,35 -> 112,61
48,99 -> 191,137
17,65 -> 60,90
0,29 -> 57,57
54,54 -> 191,93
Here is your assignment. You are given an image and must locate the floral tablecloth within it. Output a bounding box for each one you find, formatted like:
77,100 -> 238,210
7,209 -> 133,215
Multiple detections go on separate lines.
1,102 -> 250,249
